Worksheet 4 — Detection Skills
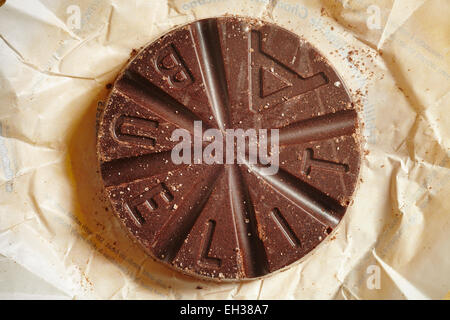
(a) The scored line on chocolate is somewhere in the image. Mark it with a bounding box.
[191,20,231,131]
[101,149,186,187]
[248,164,344,227]
[277,109,357,146]
[228,165,269,277]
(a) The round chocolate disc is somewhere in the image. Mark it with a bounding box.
[97,17,361,280]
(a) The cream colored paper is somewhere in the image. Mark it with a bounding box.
[0,0,449,299]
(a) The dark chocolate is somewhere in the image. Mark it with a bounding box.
[97,17,361,280]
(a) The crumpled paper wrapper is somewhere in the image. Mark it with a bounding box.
[0,0,449,299]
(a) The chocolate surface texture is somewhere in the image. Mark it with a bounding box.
[97,17,362,280]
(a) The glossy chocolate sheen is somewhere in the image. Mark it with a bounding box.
[97,17,361,280]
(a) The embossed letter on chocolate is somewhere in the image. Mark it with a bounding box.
[97,17,362,280]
